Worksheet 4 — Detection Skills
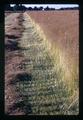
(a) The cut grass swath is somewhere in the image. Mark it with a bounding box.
[16,13,79,115]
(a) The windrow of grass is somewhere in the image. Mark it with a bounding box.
[16,12,79,115]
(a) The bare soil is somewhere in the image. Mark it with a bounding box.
[5,13,25,115]
[5,11,12,17]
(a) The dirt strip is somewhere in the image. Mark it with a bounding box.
[5,11,12,17]
[5,13,26,115]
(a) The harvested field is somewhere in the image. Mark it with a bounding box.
[28,10,79,64]
[5,11,13,17]
[5,10,79,115]
[28,11,79,105]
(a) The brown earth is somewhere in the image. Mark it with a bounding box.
[5,11,13,17]
[27,10,79,65]
[5,13,26,115]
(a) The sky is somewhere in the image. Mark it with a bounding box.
[10,4,79,9]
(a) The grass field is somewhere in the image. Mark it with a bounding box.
[27,11,79,110]
[5,10,79,115]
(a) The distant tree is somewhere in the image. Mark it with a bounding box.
[19,4,22,7]
[13,4,27,11]
[5,4,13,10]
[13,4,19,11]
[59,7,78,10]
[50,8,55,10]
[38,7,43,10]
[27,7,33,10]
[33,6,39,10]
[60,8,63,10]
[44,6,50,10]
[69,7,78,10]
[19,4,27,11]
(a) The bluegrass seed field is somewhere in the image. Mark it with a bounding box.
[5,11,79,115]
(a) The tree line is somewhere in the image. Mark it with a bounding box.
[5,4,78,11]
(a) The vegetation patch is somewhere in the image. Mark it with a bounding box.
[17,13,79,115]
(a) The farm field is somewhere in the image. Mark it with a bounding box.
[5,10,79,115]
[28,10,79,67]
[5,11,13,17]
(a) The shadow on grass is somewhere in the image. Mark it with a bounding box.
[5,34,19,39]
[9,72,32,85]
[7,72,33,114]
[16,72,32,81]
[8,100,32,114]
[5,39,21,51]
